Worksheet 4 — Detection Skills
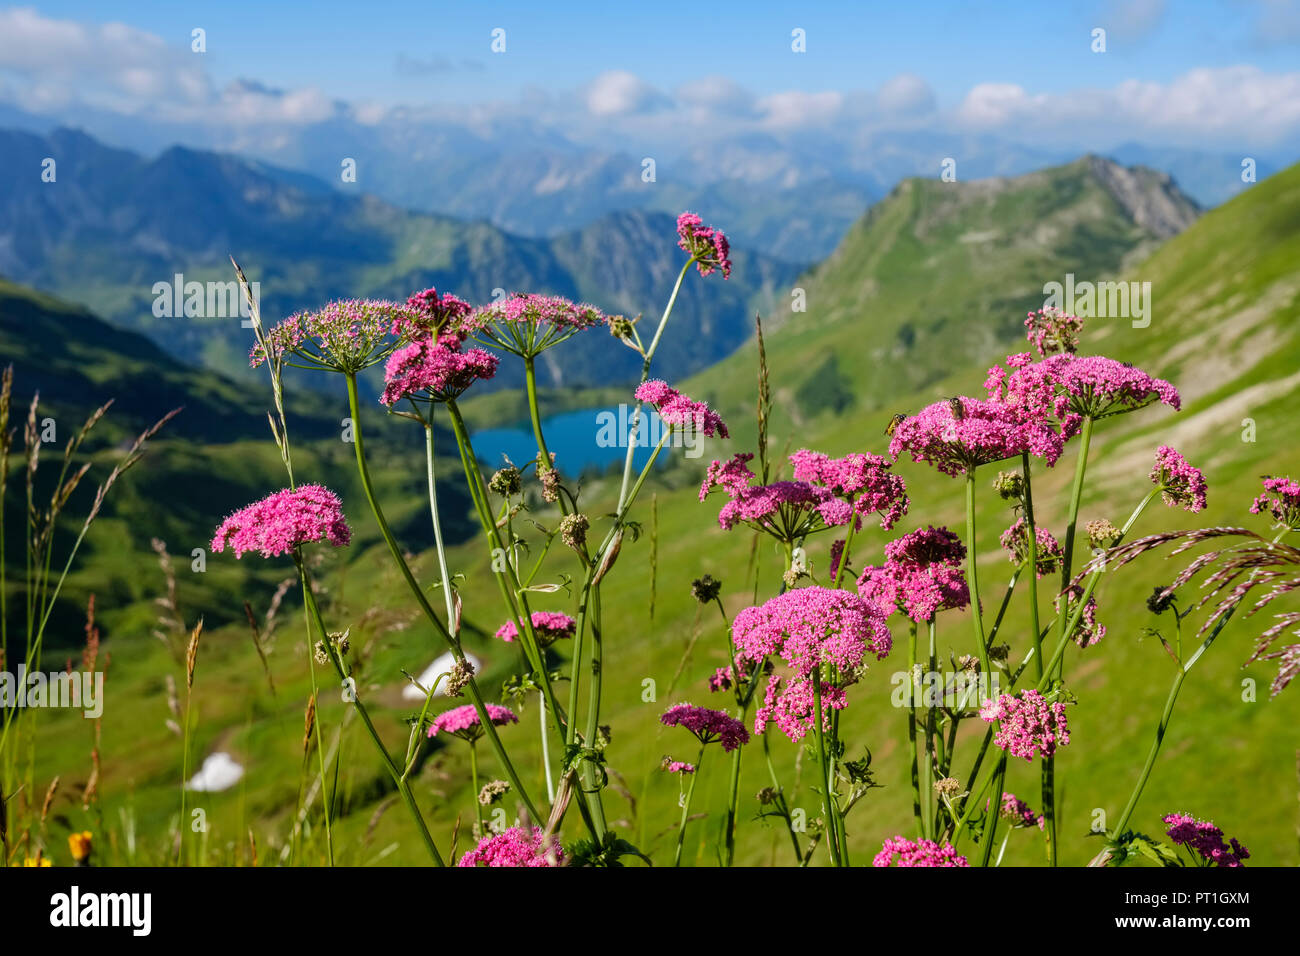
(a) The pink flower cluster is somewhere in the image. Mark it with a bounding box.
[1000,792,1045,829]
[250,299,411,372]
[494,611,578,646]
[707,663,752,694]
[634,380,728,438]
[401,286,473,335]
[979,690,1070,761]
[1024,307,1083,357]
[659,703,750,752]
[873,836,969,867]
[1162,813,1250,867]
[663,760,696,774]
[889,396,1065,477]
[999,518,1063,578]
[380,331,498,405]
[457,826,565,867]
[1250,475,1300,528]
[789,449,910,529]
[733,587,891,740]
[1056,584,1106,647]
[856,526,970,623]
[1149,446,1207,513]
[428,703,519,740]
[465,293,605,356]
[985,352,1180,436]
[212,485,351,559]
[676,211,731,279]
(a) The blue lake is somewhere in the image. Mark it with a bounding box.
[471,407,675,476]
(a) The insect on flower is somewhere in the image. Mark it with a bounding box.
[946,397,965,420]
[884,413,907,437]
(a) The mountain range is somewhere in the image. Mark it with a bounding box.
[0,126,799,393]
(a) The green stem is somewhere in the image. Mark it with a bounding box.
[469,739,485,836]
[344,375,540,826]
[297,556,444,866]
[907,620,923,838]
[811,671,841,866]
[1020,452,1052,866]
[673,743,707,867]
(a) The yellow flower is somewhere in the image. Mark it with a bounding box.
[67,831,93,862]
[21,856,52,867]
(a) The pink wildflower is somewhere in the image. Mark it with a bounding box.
[663,760,696,774]
[250,299,412,373]
[380,332,498,405]
[1055,584,1106,647]
[999,792,1045,829]
[428,703,519,741]
[986,352,1180,437]
[789,449,909,529]
[999,518,1063,577]
[856,526,970,623]
[465,293,605,357]
[873,836,968,867]
[889,396,1064,476]
[700,453,755,501]
[494,611,578,647]
[1149,446,1207,513]
[1024,308,1083,357]
[634,380,728,438]
[979,689,1070,761]
[400,286,474,336]
[659,703,750,752]
[676,211,731,279]
[1251,475,1300,528]
[212,485,350,559]
[733,587,891,740]
[457,826,565,867]
[1162,813,1250,867]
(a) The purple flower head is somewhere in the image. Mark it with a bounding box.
[873,836,969,867]
[494,611,578,648]
[634,380,728,438]
[986,352,1180,437]
[733,587,891,740]
[856,526,970,623]
[428,703,519,742]
[889,396,1065,477]
[400,287,474,337]
[1150,446,1208,514]
[465,293,605,358]
[212,485,351,559]
[251,299,413,374]
[999,518,1063,578]
[457,826,565,867]
[700,453,755,502]
[676,211,732,279]
[659,703,750,751]
[1162,813,1249,867]
[979,689,1070,761]
[1251,475,1300,528]
[1024,307,1083,358]
[380,332,498,405]
[999,792,1045,829]
[789,449,910,530]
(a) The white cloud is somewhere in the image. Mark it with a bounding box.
[756,90,844,129]
[584,70,666,116]
[957,66,1300,145]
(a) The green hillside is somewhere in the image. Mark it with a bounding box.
[7,158,1298,869]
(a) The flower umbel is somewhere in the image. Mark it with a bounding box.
[212,485,351,559]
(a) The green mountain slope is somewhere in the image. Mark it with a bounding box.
[11,159,1300,870]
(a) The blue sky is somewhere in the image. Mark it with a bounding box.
[3,2,1299,156]
[20,0,1300,106]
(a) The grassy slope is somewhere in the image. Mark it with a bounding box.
[15,162,1300,867]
